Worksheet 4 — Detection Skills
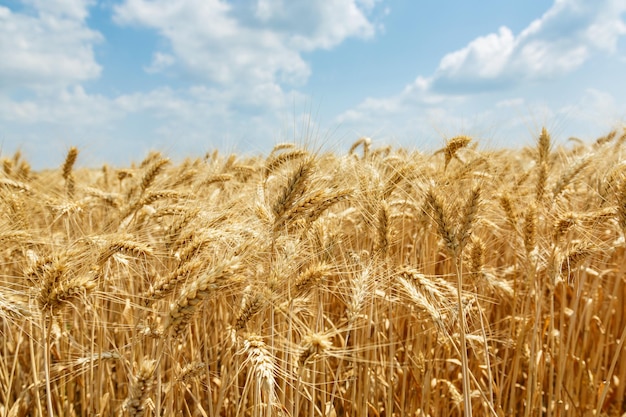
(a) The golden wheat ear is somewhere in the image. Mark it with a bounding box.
[349,136,371,159]
[61,146,78,198]
[162,257,240,337]
[271,159,313,231]
[425,188,456,254]
[123,358,157,417]
[537,127,551,164]
[264,149,308,178]
[457,186,481,251]
[441,135,471,170]
[61,146,78,181]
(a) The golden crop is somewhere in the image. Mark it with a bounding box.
[1,129,625,416]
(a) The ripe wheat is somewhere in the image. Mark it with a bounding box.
[0,128,625,416]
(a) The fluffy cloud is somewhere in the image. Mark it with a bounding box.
[0,86,117,125]
[21,0,95,20]
[252,0,377,50]
[430,0,626,92]
[0,0,102,91]
[113,0,382,86]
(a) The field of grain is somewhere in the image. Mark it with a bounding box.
[1,128,625,417]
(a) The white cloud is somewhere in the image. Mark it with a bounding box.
[335,76,455,126]
[436,27,515,82]
[584,8,626,53]
[431,0,626,92]
[113,0,382,86]
[253,0,377,50]
[21,0,95,20]
[564,88,622,127]
[0,1,102,91]
[144,52,176,73]
[114,0,310,86]
[0,86,119,125]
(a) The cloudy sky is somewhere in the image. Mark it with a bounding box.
[1,0,625,168]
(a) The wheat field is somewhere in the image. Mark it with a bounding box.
[1,128,625,417]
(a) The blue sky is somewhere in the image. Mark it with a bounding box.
[1,0,625,168]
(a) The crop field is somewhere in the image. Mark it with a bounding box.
[1,128,625,416]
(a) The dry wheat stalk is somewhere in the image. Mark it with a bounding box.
[382,165,410,199]
[270,142,296,154]
[451,156,488,181]
[61,147,78,179]
[0,230,30,243]
[167,208,200,246]
[2,158,12,176]
[175,235,211,264]
[595,130,617,147]
[275,189,327,231]
[303,189,351,225]
[346,263,371,325]
[83,187,121,208]
[397,276,445,326]
[372,144,392,159]
[0,291,31,318]
[139,151,163,169]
